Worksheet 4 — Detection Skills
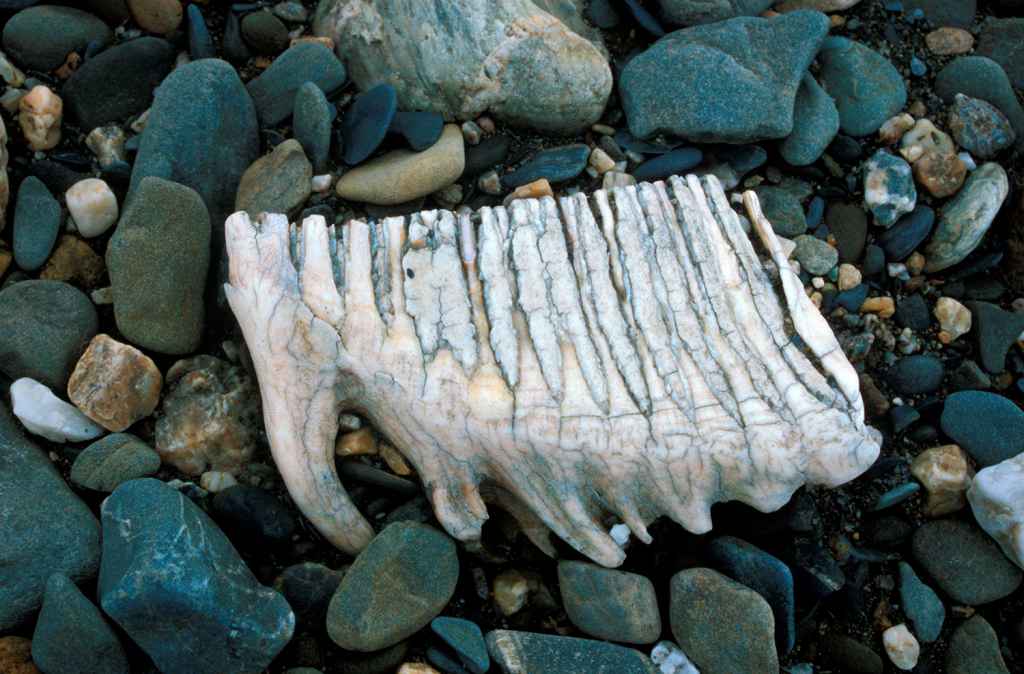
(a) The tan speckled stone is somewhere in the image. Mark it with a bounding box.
[68,334,162,431]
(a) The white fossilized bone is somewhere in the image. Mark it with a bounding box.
[224,174,881,567]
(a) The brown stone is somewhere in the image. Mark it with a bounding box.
[509,178,554,202]
[380,443,413,476]
[335,427,378,456]
[235,139,312,217]
[861,296,895,319]
[860,373,890,418]
[19,85,61,152]
[911,445,973,517]
[913,151,967,198]
[0,637,40,674]
[925,28,974,56]
[0,247,11,278]
[68,334,162,431]
[127,0,183,34]
[39,235,104,287]
[155,355,261,475]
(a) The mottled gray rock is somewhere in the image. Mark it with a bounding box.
[313,0,611,134]
[31,573,129,674]
[70,433,161,492]
[486,630,658,673]
[670,567,778,674]
[864,150,916,228]
[0,280,97,390]
[557,561,661,644]
[107,176,211,354]
[947,615,1011,674]
[293,82,333,172]
[899,562,944,643]
[902,0,976,29]
[235,139,312,218]
[12,175,61,271]
[620,11,830,142]
[935,56,1024,151]
[818,37,907,137]
[246,42,347,127]
[0,400,100,630]
[130,58,258,240]
[923,163,1008,272]
[655,0,774,26]
[948,94,1016,160]
[99,478,295,674]
[911,519,1022,605]
[794,235,839,276]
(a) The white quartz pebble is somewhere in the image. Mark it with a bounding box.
[968,452,1024,569]
[66,178,118,238]
[609,523,631,547]
[650,641,700,674]
[10,377,104,443]
[200,470,239,493]
[883,624,920,671]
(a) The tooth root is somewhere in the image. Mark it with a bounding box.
[224,211,259,290]
[435,211,478,372]
[557,494,626,568]
[742,190,864,418]
[301,215,345,330]
[478,206,519,389]
[370,218,394,322]
[343,219,385,350]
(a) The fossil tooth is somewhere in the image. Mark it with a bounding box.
[224,174,881,566]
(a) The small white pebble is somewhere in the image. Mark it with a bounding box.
[90,287,114,305]
[883,624,920,671]
[461,120,482,145]
[200,470,238,493]
[934,296,972,341]
[478,169,503,195]
[958,151,976,171]
[650,641,700,674]
[311,173,333,192]
[837,263,862,291]
[887,262,910,280]
[10,377,104,443]
[609,523,631,546]
[66,178,118,238]
[811,276,825,289]
[337,413,362,432]
[589,147,616,174]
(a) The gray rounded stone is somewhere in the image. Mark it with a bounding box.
[656,0,774,26]
[12,176,61,272]
[70,433,162,492]
[246,42,347,127]
[326,521,458,652]
[669,567,778,674]
[0,280,98,390]
[293,81,333,173]
[107,176,211,355]
[31,573,129,674]
[241,10,290,55]
[793,235,839,276]
[935,56,1024,151]
[947,615,1011,674]
[923,162,1008,273]
[977,18,1024,89]
[2,5,112,71]
[235,139,313,218]
[948,94,1016,160]
[818,37,907,137]
[755,186,807,238]
[911,519,1022,605]
[557,561,662,645]
[780,73,839,166]
[898,562,944,643]
[486,630,657,674]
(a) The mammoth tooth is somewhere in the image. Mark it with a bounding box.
[224,174,882,567]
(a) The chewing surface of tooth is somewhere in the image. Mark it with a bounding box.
[224,174,882,567]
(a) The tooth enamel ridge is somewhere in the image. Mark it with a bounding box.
[224,174,881,567]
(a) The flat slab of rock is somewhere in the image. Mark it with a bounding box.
[620,10,829,143]
[235,139,312,217]
[968,452,1024,569]
[911,519,1022,605]
[941,391,1024,466]
[98,478,294,674]
[486,630,657,674]
[70,433,161,492]
[246,42,346,127]
[107,176,211,355]
[314,0,610,134]
[0,400,100,630]
[326,521,458,652]
[2,5,112,71]
[335,124,464,205]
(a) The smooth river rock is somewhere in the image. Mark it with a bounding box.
[969,452,1024,570]
[818,37,907,137]
[923,163,1008,273]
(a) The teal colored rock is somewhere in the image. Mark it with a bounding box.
[432,617,490,674]
[887,355,944,396]
[948,94,1016,159]
[656,0,774,26]
[754,186,806,237]
[863,150,916,228]
[31,573,129,674]
[898,562,944,643]
[911,519,1022,605]
[326,522,458,652]
[557,561,661,645]
[12,176,61,271]
[923,163,1008,273]
[947,615,1011,674]
[486,630,657,674]
[107,177,211,354]
[935,56,1024,150]
[967,301,1024,374]
[780,73,839,166]
[247,42,347,126]
[619,10,830,143]
[70,433,161,492]
[275,562,344,627]
[0,401,101,630]
[2,5,111,71]
[793,235,838,276]
[818,37,907,137]
[941,390,1024,466]
[293,81,333,172]
[99,479,295,674]
[502,144,591,188]
[0,280,97,390]
[669,567,778,674]
[130,58,259,237]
